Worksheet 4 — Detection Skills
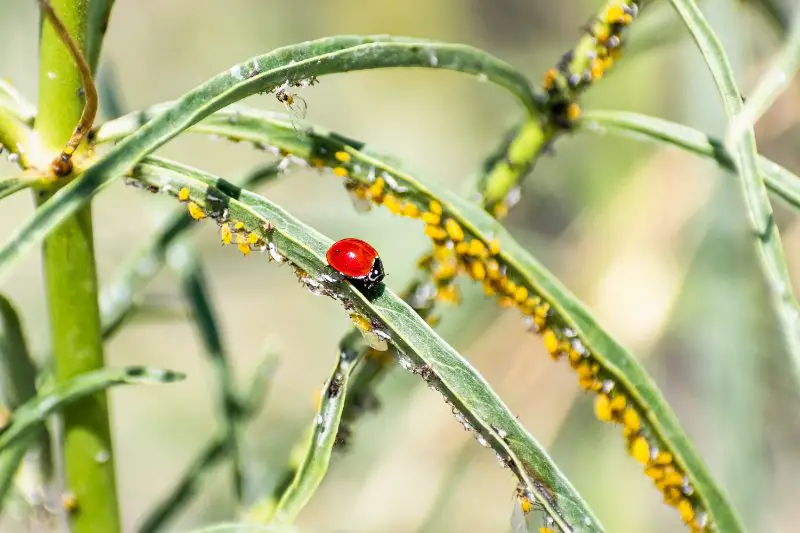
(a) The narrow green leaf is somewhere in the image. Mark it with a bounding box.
[671,0,800,420]
[727,6,800,145]
[268,349,358,525]
[0,35,536,284]
[581,110,800,210]
[0,366,184,452]
[132,158,603,532]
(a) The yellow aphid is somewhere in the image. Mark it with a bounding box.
[432,245,452,261]
[677,499,695,524]
[467,239,487,257]
[421,211,441,226]
[514,286,529,303]
[237,242,251,256]
[655,451,673,466]
[486,259,501,280]
[542,329,559,355]
[540,529,556,533]
[542,68,558,90]
[645,465,665,481]
[590,58,604,80]
[662,470,684,488]
[350,313,371,332]
[247,232,260,244]
[444,218,464,241]
[433,262,457,280]
[383,194,402,214]
[469,261,486,281]
[498,296,515,308]
[567,102,582,122]
[610,394,627,414]
[630,436,650,465]
[489,239,501,255]
[436,285,461,305]
[664,487,682,506]
[594,394,613,422]
[62,492,79,513]
[234,221,245,231]
[455,241,469,255]
[187,202,206,220]
[428,200,443,215]
[401,202,420,218]
[366,178,385,200]
[504,280,518,296]
[220,224,232,245]
[334,151,351,163]
[332,166,349,178]
[594,25,610,43]
[424,225,448,241]
[482,282,496,297]
[606,5,624,22]
[534,302,550,318]
[178,187,190,201]
[493,203,508,218]
[623,407,641,433]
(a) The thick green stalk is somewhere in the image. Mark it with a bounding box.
[34,1,120,531]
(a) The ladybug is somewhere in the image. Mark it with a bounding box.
[326,238,385,292]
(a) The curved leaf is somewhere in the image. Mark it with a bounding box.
[0,35,537,283]
[581,110,800,210]
[671,0,800,422]
[133,157,603,532]
[0,366,184,452]
[269,349,358,524]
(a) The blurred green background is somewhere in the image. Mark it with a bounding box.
[2,0,800,531]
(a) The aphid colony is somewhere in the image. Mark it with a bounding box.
[299,138,710,532]
[177,186,282,263]
[174,103,707,530]
[541,1,639,130]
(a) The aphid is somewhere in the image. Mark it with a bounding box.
[510,486,537,533]
[274,82,307,133]
[62,492,79,514]
[326,238,385,292]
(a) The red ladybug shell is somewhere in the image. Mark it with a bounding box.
[326,238,379,278]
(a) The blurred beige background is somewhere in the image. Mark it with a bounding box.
[2,0,800,532]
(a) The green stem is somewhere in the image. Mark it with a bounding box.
[34,1,120,531]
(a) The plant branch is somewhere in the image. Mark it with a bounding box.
[34,1,118,532]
